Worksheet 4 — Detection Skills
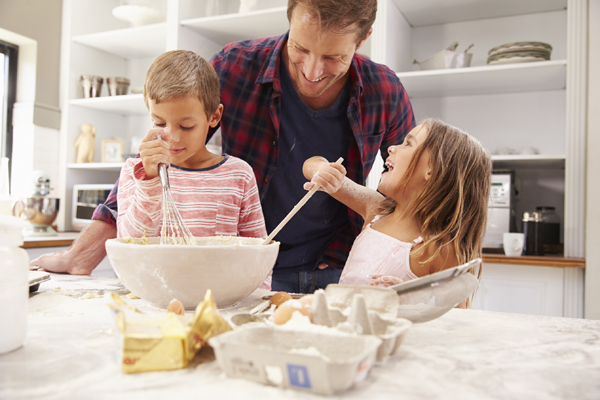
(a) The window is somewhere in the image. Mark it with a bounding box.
[0,40,18,171]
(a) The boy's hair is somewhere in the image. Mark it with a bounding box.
[144,50,220,119]
[379,118,492,274]
[287,0,377,44]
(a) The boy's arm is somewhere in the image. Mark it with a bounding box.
[303,156,384,221]
[237,168,268,238]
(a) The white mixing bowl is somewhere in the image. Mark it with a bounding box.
[105,236,279,309]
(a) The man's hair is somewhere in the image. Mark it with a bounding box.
[378,118,492,271]
[144,50,220,119]
[287,0,377,44]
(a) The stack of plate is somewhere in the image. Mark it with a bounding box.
[487,41,552,65]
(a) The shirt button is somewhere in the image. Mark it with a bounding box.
[272,141,276,146]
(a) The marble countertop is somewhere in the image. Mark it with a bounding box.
[1,270,599,400]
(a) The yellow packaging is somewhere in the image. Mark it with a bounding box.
[109,290,232,373]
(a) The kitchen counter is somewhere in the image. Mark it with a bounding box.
[21,233,587,269]
[21,232,79,249]
[1,271,599,400]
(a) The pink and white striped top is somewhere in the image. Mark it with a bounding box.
[116,155,267,240]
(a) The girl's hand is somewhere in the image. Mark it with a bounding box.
[369,275,403,287]
[138,127,172,179]
[302,156,346,194]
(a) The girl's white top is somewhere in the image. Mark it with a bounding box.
[339,215,420,285]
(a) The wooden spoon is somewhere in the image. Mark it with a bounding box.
[262,157,344,245]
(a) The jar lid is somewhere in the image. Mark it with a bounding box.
[0,215,26,246]
[522,211,543,222]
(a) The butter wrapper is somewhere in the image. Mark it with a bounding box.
[108,290,232,373]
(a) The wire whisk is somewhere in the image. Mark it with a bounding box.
[159,163,196,245]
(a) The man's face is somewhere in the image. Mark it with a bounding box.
[285,6,369,105]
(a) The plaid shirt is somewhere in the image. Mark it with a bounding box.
[93,32,415,270]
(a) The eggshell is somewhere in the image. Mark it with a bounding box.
[270,291,293,307]
[167,298,185,315]
[273,299,311,325]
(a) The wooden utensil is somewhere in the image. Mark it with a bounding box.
[262,157,343,245]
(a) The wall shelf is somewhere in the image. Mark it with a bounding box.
[181,7,288,45]
[72,23,167,59]
[67,162,124,171]
[69,94,147,115]
[491,154,565,169]
[398,60,566,98]
[391,0,567,27]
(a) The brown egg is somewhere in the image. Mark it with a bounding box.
[167,298,185,315]
[270,291,293,307]
[298,294,314,307]
[273,299,312,325]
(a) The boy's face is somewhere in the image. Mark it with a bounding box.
[149,96,222,169]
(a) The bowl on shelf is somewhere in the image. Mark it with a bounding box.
[105,236,279,309]
[112,4,165,27]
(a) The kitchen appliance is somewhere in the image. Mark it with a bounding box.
[522,211,544,256]
[72,184,114,231]
[12,171,60,236]
[483,171,516,251]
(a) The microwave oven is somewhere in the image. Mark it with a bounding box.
[72,184,115,231]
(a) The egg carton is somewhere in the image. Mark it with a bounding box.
[313,287,411,361]
[209,324,381,395]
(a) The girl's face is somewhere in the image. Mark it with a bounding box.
[149,96,222,169]
[378,124,431,199]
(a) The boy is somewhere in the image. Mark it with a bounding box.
[117,50,267,241]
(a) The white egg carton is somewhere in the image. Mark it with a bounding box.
[315,286,411,361]
[209,324,381,396]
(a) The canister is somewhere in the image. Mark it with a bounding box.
[536,206,561,254]
[522,211,544,256]
[0,215,29,354]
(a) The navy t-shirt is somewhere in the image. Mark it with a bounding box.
[261,58,351,273]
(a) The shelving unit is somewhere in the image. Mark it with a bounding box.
[181,6,288,45]
[397,60,566,98]
[71,23,167,58]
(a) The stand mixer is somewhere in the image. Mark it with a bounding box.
[13,171,60,236]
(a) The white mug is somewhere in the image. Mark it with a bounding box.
[503,233,524,256]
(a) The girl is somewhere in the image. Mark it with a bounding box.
[303,118,492,292]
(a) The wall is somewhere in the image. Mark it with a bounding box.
[0,0,62,129]
[585,0,600,320]
[0,0,62,199]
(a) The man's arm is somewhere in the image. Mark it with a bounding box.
[30,220,117,275]
[31,178,121,275]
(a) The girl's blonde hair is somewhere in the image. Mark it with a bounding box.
[379,118,492,278]
[143,50,220,119]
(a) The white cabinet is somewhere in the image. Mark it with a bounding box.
[471,263,565,317]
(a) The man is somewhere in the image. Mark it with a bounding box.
[33,0,415,293]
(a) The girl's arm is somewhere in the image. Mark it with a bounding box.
[302,156,384,222]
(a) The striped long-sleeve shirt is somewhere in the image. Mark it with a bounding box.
[116,155,267,239]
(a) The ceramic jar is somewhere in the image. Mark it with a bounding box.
[0,215,29,354]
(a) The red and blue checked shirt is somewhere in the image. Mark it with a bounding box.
[93,32,415,270]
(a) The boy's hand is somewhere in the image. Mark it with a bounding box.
[369,275,403,287]
[302,156,346,194]
[139,127,171,179]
